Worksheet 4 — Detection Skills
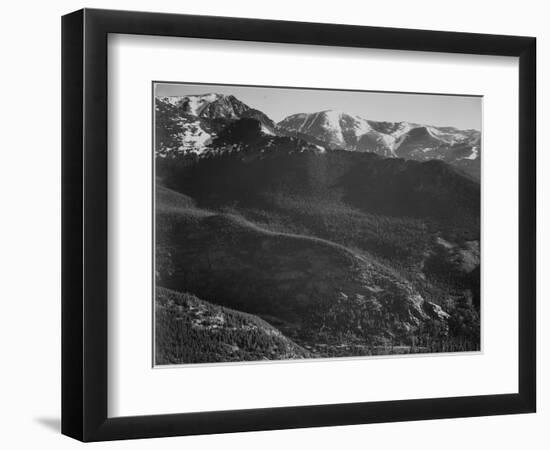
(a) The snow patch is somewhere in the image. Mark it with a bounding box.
[160,96,181,106]
[177,120,212,154]
[349,114,372,136]
[261,124,275,135]
[465,146,479,160]
[456,146,479,161]
[314,144,326,153]
[320,110,345,144]
[390,122,414,139]
[379,134,398,154]
[323,110,343,127]
[160,93,222,116]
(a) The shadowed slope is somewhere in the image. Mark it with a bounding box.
[156,188,456,352]
[156,287,310,364]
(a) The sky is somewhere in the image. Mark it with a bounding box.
[155,82,482,131]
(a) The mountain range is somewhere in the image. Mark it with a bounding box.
[155,93,481,179]
[154,90,481,364]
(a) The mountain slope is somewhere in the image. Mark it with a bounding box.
[277,111,481,178]
[155,94,277,155]
[156,287,311,364]
[158,147,480,305]
[160,148,479,238]
[161,93,275,125]
[156,193,455,354]
[278,110,396,156]
[156,151,480,354]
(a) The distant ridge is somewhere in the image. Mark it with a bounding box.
[155,93,481,178]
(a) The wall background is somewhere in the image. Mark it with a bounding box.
[0,0,545,448]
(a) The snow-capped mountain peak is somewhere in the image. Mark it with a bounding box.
[160,93,252,119]
[155,94,278,156]
[278,110,399,155]
[155,92,481,179]
[277,109,480,176]
[277,110,374,150]
[182,93,222,116]
[160,93,223,115]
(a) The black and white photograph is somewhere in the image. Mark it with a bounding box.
[0,1,543,447]
[153,83,482,365]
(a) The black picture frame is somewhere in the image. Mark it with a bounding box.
[61,8,536,442]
